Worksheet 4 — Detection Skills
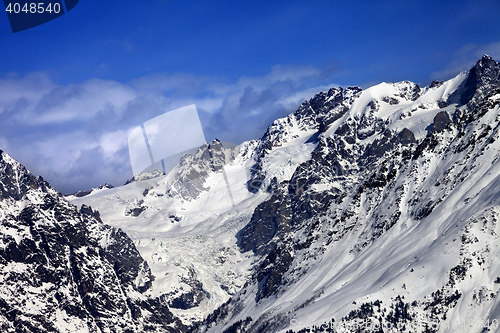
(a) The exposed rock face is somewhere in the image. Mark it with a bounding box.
[0,152,185,332]
[126,206,146,217]
[247,87,362,191]
[398,127,416,144]
[458,54,500,106]
[167,139,235,201]
[432,111,451,132]
[238,186,292,255]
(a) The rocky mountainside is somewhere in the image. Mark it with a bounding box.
[193,55,500,333]
[70,138,257,325]
[69,55,500,333]
[0,151,186,332]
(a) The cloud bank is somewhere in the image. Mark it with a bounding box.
[0,65,337,194]
[432,41,500,80]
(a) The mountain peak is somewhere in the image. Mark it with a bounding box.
[0,150,55,200]
[455,54,500,105]
[475,54,497,69]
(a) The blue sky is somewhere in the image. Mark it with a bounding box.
[1,0,500,194]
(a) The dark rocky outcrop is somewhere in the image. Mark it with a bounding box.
[432,111,451,132]
[398,127,416,145]
[238,189,292,255]
[451,54,500,106]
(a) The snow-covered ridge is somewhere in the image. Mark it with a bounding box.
[65,182,114,199]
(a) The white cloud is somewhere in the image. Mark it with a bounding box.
[100,129,131,159]
[431,41,500,80]
[0,72,55,116]
[32,131,98,174]
[0,137,9,152]
[281,84,338,108]
[27,79,136,125]
[236,64,323,89]
[0,64,337,194]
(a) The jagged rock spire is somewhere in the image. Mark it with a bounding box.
[459,54,500,105]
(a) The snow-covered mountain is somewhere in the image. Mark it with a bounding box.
[2,55,499,333]
[202,55,499,333]
[72,55,500,333]
[70,139,263,324]
[0,151,186,332]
